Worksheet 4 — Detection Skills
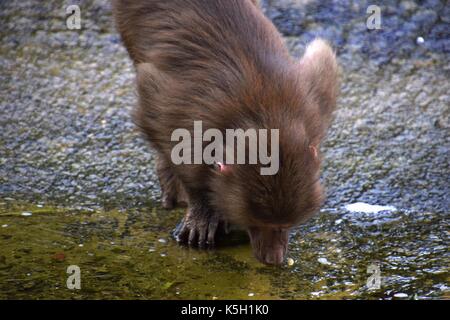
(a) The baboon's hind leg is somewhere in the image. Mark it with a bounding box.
[156,154,187,209]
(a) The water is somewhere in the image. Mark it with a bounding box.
[0,200,447,299]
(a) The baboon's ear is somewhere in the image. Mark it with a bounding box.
[299,39,339,125]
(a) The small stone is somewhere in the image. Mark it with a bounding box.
[51,252,66,262]
[318,258,331,265]
[287,258,295,266]
[394,293,408,298]
[344,203,396,214]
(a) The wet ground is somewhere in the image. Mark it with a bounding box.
[0,0,449,299]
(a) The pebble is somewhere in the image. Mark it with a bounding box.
[344,203,396,214]
[394,293,409,298]
[287,258,295,266]
[318,258,331,265]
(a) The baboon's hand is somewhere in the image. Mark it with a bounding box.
[174,205,220,248]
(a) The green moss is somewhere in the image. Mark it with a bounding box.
[0,201,447,299]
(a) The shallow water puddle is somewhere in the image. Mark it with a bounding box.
[0,201,448,299]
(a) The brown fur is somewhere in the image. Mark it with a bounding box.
[113,0,339,265]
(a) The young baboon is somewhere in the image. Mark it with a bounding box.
[113,0,339,265]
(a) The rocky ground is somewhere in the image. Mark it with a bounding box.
[1,0,449,213]
[0,0,449,301]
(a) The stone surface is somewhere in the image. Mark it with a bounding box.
[0,0,449,214]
